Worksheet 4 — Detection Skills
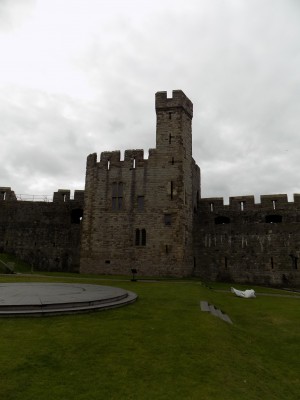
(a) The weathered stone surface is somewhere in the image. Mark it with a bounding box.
[80,90,200,277]
[0,189,84,272]
[194,194,300,286]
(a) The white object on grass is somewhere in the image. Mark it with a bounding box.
[231,287,256,298]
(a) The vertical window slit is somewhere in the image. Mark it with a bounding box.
[135,229,140,246]
[141,229,146,246]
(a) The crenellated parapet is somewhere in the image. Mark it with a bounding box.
[199,194,300,213]
[0,187,17,201]
[86,149,150,171]
[53,189,84,203]
[155,90,193,118]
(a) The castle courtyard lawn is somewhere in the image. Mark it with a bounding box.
[0,274,299,400]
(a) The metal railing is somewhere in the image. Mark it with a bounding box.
[16,194,52,202]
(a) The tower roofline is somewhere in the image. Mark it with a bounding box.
[155,90,193,118]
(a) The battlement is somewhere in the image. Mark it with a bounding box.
[87,149,151,171]
[53,189,84,203]
[0,187,17,201]
[199,193,300,212]
[155,90,193,118]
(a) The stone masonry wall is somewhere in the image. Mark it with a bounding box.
[194,194,300,286]
[80,90,201,277]
[0,187,84,272]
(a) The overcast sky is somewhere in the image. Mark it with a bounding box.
[1,0,300,202]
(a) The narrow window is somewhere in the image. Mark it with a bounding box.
[272,200,276,210]
[271,257,274,269]
[290,254,298,270]
[240,201,244,211]
[141,229,146,246]
[210,203,214,212]
[137,196,144,211]
[165,245,169,254]
[135,228,147,246]
[107,160,110,170]
[164,214,172,226]
[169,112,172,120]
[135,229,140,246]
[169,133,172,144]
[225,257,228,270]
[171,157,174,165]
[63,194,67,202]
[132,158,136,169]
[170,181,174,200]
[3,192,6,201]
[112,182,123,210]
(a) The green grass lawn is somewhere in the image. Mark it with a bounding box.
[0,271,299,399]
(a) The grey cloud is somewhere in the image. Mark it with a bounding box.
[1,0,300,200]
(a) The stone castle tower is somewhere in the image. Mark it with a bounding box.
[80,90,200,276]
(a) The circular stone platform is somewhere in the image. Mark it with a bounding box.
[0,283,137,317]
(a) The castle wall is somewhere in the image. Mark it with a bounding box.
[80,90,200,277]
[194,194,300,286]
[0,188,84,272]
[2,90,299,287]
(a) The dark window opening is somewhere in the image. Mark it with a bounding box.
[289,254,298,270]
[215,216,231,225]
[105,260,110,264]
[112,182,123,210]
[164,214,172,226]
[171,157,174,165]
[165,245,169,254]
[141,229,146,246]
[265,215,282,223]
[135,229,140,246]
[225,257,228,269]
[135,228,146,246]
[137,196,144,211]
[271,257,274,269]
[71,208,83,224]
[169,112,172,120]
